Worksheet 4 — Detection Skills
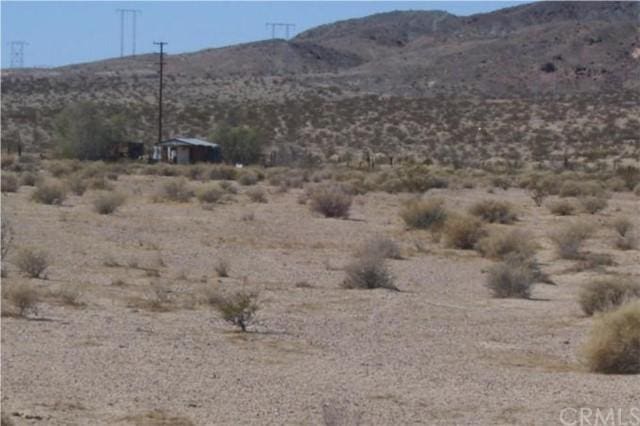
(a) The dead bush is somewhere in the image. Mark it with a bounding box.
[443,215,486,250]
[4,284,39,317]
[579,196,608,214]
[547,199,575,216]
[309,185,353,218]
[93,191,126,214]
[15,247,49,278]
[469,199,517,224]
[215,259,230,277]
[400,198,448,230]
[196,184,224,204]
[153,178,193,202]
[358,236,402,260]
[476,229,537,260]
[32,181,67,205]
[485,259,535,298]
[582,300,640,374]
[1,173,18,193]
[67,174,88,195]
[579,278,640,316]
[611,217,638,250]
[550,222,593,259]
[342,255,398,290]
[246,187,267,203]
[19,171,40,187]
[208,290,259,332]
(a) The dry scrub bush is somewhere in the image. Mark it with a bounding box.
[342,255,398,290]
[469,200,517,224]
[611,217,638,250]
[612,217,634,237]
[550,222,593,259]
[476,229,536,260]
[93,191,126,214]
[579,278,640,316]
[67,174,88,195]
[196,184,224,204]
[238,172,259,186]
[547,199,575,216]
[208,165,238,181]
[559,180,603,198]
[153,178,193,202]
[616,165,640,191]
[208,291,259,332]
[20,172,40,187]
[1,173,18,193]
[634,183,640,196]
[247,187,267,203]
[57,284,85,307]
[3,284,39,317]
[443,215,486,250]
[582,300,640,374]
[485,258,535,298]
[309,185,353,218]
[32,181,67,205]
[358,237,402,260]
[579,196,608,214]
[15,247,49,278]
[400,198,448,230]
[215,259,230,277]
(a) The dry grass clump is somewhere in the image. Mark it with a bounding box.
[443,215,486,250]
[357,236,402,260]
[207,290,259,332]
[19,171,40,187]
[87,177,114,191]
[579,277,640,316]
[153,178,193,202]
[342,255,398,290]
[547,199,575,216]
[93,191,126,214]
[3,283,39,317]
[485,258,535,298]
[559,180,603,198]
[1,173,18,193]
[238,172,260,186]
[246,187,267,203]
[56,284,85,307]
[400,198,448,230]
[32,181,67,205]
[196,184,224,204]
[550,222,593,259]
[476,229,537,260]
[208,165,238,181]
[611,217,638,250]
[14,247,49,278]
[616,165,640,191]
[579,196,608,214]
[582,300,640,374]
[66,174,88,195]
[469,199,517,224]
[309,185,353,218]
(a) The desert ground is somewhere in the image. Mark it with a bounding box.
[1,159,639,425]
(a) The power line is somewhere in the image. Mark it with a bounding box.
[265,22,296,39]
[116,9,142,57]
[9,41,28,68]
[153,41,168,145]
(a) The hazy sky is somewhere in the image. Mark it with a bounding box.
[1,1,528,68]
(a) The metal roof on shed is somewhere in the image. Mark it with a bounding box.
[157,138,218,147]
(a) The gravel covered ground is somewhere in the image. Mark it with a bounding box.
[2,173,639,425]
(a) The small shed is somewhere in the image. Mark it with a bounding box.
[153,138,221,164]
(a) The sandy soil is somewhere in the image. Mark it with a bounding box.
[1,173,639,425]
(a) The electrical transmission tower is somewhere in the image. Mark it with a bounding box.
[153,41,168,145]
[265,22,296,39]
[116,9,142,57]
[9,41,28,68]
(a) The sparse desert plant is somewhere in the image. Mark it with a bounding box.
[579,196,608,214]
[1,217,13,271]
[87,177,114,191]
[547,199,575,216]
[309,185,353,218]
[579,278,640,316]
[400,198,448,230]
[238,172,259,186]
[485,258,535,298]
[218,180,238,194]
[612,217,634,237]
[582,300,640,374]
[14,247,49,278]
[611,217,638,250]
[215,259,230,277]
[550,222,593,259]
[559,180,603,198]
[208,165,238,181]
[528,186,548,207]
[67,174,88,195]
[246,187,267,203]
[443,215,486,250]
[469,199,517,224]
[32,181,67,205]
[196,184,224,204]
[146,281,172,311]
[153,178,193,202]
[358,236,402,259]
[342,255,398,290]
[1,173,18,193]
[208,290,259,332]
[19,171,40,187]
[57,284,84,307]
[616,165,640,191]
[476,229,537,260]
[93,191,126,214]
[4,283,39,317]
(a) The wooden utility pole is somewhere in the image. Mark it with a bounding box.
[153,41,167,144]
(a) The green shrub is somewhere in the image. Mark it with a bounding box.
[469,200,517,224]
[342,255,397,290]
[15,247,49,278]
[579,278,640,316]
[208,291,259,332]
[476,229,537,260]
[211,125,264,165]
[443,215,486,250]
[309,185,353,218]
[32,181,67,205]
[583,300,640,374]
[400,198,448,230]
[93,191,126,214]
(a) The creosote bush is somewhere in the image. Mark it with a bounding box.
[443,215,486,250]
[485,258,535,298]
[611,217,638,250]
[20,172,40,187]
[93,191,126,214]
[579,278,640,316]
[547,199,575,216]
[32,181,67,205]
[208,291,259,332]
[400,198,448,231]
[582,300,640,374]
[3,284,39,317]
[15,247,49,278]
[309,185,353,218]
[550,222,593,259]
[246,187,267,203]
[476,229,537,260]
[579,196,608,215]
[196,184,224,204]
[67,174,88,195]
[469,199,517,224]
[342,255,398,290]
[153,178,193,202]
